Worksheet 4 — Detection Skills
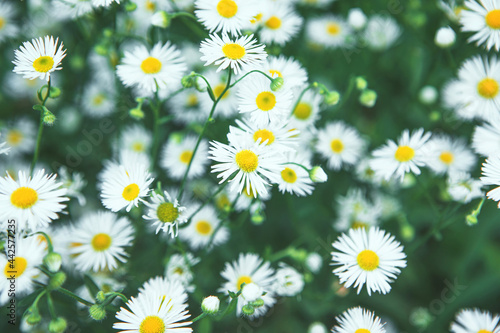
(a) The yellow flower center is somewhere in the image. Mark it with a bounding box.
[0,18,5,29]
[213,84,230,100]
[351,221,368,229]
[216,194,231,210]
[269,69,283,78]
[330,139,344,153]
[195,220,212,235]
[217,0,238,18]
[122,183,140,201]
[477,78,499,99]
[173,267,184,275]
[141,57,162,74]
[132,142,145,152]
[6,130,23,146]
[222,43,246,60]
[186,93,198,107]
[253,129,275,145]
[265,16,282,30]
[33,56,54,73]
[139,315,165,333]
[394,145,415,162]
[486,9,500,29]
[145,0,156,12]
[179,150,193,164]
[355,330,371,333]
[281,168,297,183]
[157,202,179,223]
[92,93,106,106]
[250,13,263,24]
[326,22,341,36]
[356,249,379,271]
[91,233,112,251]
[11,187,38,209]
[256,91,276,111]
[237,275,252,290]
[439,151,454,165]
[478,330,493,333]
[294,102,312,120]
[4,257,28,278]
[235,150,258,173]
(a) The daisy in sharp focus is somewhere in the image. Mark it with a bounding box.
[0,2,19,43]
[450,308,500,333]
[143,190,187,237]
[480,153,500,207]
[116,41,187,94]
[68,211,134,272]
[160,135,209,181]
[195,0,259,36]
[370,128,431,182]
[200,33,267,74]
[13,35,66,81]
[0,170,68,232]
[331,227,407,295]
[424,135,476,176]
[332,307,386,333]
[179,205,229,250]
[461,0,500,51]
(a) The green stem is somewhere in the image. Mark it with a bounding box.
[229,70,273,88]
[150,95,162,170]
[56,286,94,307]
[289,84,313,117]
[31,231,54,253]
[46,293,57,319]
[334,75,355,110]
[192,312,208,323]
[30,78,51,176]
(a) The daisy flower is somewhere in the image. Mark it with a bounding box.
[143,190,187,237]
[169,88,207,124]
[0,170,68,232]
[179,205,229,250]
[316,121,366,171]
[370,128,431,182]
[195,0,259,36]
[447,172,484,204]
[0,235,46,304]
[139,276,189,314]
[219,253,276,318]
[116,124,152,155]
[272,264,304,297]
[1,118,36,156]
[424,135,476,176]
[250,55,308,91]
[100,160,154,212]
[472,118,500,156]
[439,0,465,22]
[160,135,209,181]
[0,2,19,43]
[450,308,500,333]
[198,69,239,118]
[199,33,267,74]
[258,2,303,46]
[443,56,500,121]
[290,89,322,129]
[59,166,87,205]
[334,189,382,232]
[116,41,187,94]
[363,15,401,51]
[12,35,66,81]
[331,227,407,295]
[165,253,200,293]
[81,80,116,118]
[68,211,134,272]
[113,290,192,333]
[480,153,500,207]
[51,0,94,19]
[306,15,351,49]
[237,75,294,126]
[276,151,314,197]
[461,0,500,51]
[209,139,283,197]
[332,307,386,333]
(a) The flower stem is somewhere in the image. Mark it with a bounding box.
[150,95,162,170]
[229,70,273,88]
[289,84,313,117]
[192,312,208,323]
[30,78,51,176]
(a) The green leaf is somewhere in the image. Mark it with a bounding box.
[49,86,61,99]
[84,274,101,299]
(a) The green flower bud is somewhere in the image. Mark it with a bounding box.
[181,72,197,88]
[43,252,62,273]
[49,272,66,290]
[94,44,108,56]
[89,304,107,321]
[25,305,42,325]
[95,291,106,303]
[251,210,265,225]
[241,304,255,316]
[129,108,144,120]
[359,89,377,107]
[401,224,415,241]
[103,28,113,38]
[309,166,327,183]
[324,91,340,105]
[49,317,67,333]
[201,296,220,315]
[270,77,284,92]
[355,77,368,90]
[125,1,137,11]
[250,298,264,308]
[151,11,170,28]
[466,214,478,226]
[43,110,56,126]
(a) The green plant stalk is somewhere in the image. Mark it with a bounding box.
[229,70,273,88]
[30,78,51,176]
[150,93,162,170]
[192,312,208,323]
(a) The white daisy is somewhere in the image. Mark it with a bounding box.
[160,135,209,181]
[273,263,304,297]
[195,0,259,36]
[143,190,187,237]
[334,189,382,232]
[81,80,116,118]
[370,128,431,182]
[58,166,87,206]
[331,227,407,295]
[3,72,43,99]
[0,170,68,232]
[179,205,229,250]
[447,172,484,203]
[316,121,366,171]
[306,15,351,49]
[332,307,386,333]
[424,135,476,176]
[198,69,239,118]
[258,2,303,46]
[139,276,189,314]
[51,0,94,19]
[277,151,314,197]
[461,0,500,51]
[450,308,500,333]
[363,15,401,51]
[439,0,465,22]
[290,88,322,129]
[249,55,308,91]
[209,139,282,197]
[237,75,294,126]
[219,253,276,318]
[68,211,134,272]
[472,118,500,157]
[200,33,267,75]
[1,118,36,156]
[169,88,207,124]
[0,2,19,43]
[481,153,500,207]
[165,253,200,293]
[116,41,187,94]
[100,160,154,212]
[12,35,66,81]
[116,124,153,155]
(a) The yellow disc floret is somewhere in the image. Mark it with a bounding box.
[222,43,246,60]
[33,56,54,73]
[253,129,275,145]
[6,130,23,146]
[477,77,499,99]
[139,315,165,333]
[294,103,312,120]
[91,233,112,251]
[439,151,454,165]
[11,187,38,209]
[157,202,179,223]
[4,257,28,278]
[179,150,193,164]
[217,0,238,18]
[330,139,344,153]
[195,220,212,235]
[326,23,341,36]
[394,145,415,162]
[141,57,162,74]
[356,249,380,271]
[256,91,276,111]
[355,329,371,333]
[265,16,282,30]
[235,150,259,173]
[281,168,297,183]
[236,275,252,290]
[122,184,140,201]
[486,9,500,29]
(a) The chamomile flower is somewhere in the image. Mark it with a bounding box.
[169,89,207,124]
[139,276,189,314]
[0,170,68,231]
[258,2,303,46]
[331,227,407,295]
[277,152,314,196]
[100,161,154,212]
[165,253,200,293]
[195,0,259,36]
[439,0,465,22]
[334,189,382,232]
[51,0,94,19]
[200,33,267,74]
[113,290,192,333]
[160,135,209,181]
[1,118,36,156]
[480,153,500,207]
[461,0,500,51]
[370,128,431,182]
[68,211,134,272]
[250,55,308,91]
[81,81,116,118]
[443,56,500,121]
[332,307,386,333]
[58,166,87,205]
[273,264,304,296]
[316,121,366,171]
[450,308,500,333]
[117,125,152,155]
[447,172,484,203]
[472,118,500,157]
[0,235,46,304]
[143,190,187,237]
[179,205,229,250]
[424,135,476,176]
[209,139,283,197]
[0,2,19,43]
[12,35,66,81]
[116,41,187,94]
[363,15,401,51]
[219,253,276,318]
[306,15,351,49]
[198,70,239,118]
[237,75,294,126]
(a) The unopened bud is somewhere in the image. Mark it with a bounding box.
[435,26,456,48]
[48,317,67,333]
[466,214,477,226]
[25,305,42,325]
[355,77,368,90]
[43,252,62,273]
[94,44,108,56]
[43,110,56,126]
[89,304,107,321]
[251,209,265,225]
[129,108,144,120]
[151,11,170,28]
[201,296,220,315]
[359,89,377,107]
[96,291,106,303]
[400,224,415,241]
[250,298,264,308]
[125,1,137,11]
[241,304,255,316]
[49,272,66,290]
[324,91,340,105]
[270,77,284,91]
[309,166,327,183]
